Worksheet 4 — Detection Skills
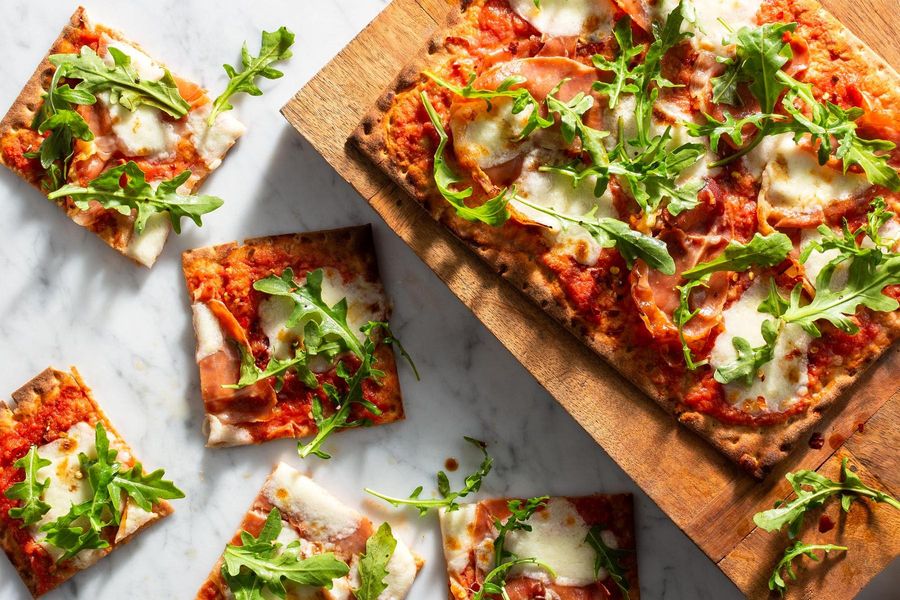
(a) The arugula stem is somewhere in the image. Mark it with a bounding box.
[709,128,767,168]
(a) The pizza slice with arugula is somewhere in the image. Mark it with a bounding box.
[353,0,900,477]
[438,494,638,599]
[0,367,184,597]
[196,462,422,599]
[181,225,413,457]
[0,7,293,267]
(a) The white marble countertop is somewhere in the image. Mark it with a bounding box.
[0,1,895,598]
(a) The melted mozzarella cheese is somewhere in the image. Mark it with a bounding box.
[103,37,165,81]
[125,212,171,267]
[105,99,179,158]
[30,422,104,567]
[378,540,418,600]
[439,504,478,575]
[192,302,225,361]
[511,151,615,265]
[509,0,615,37]
[452,97,533,169]
[657,0,763,51]
[504,498,598,586]
[759,136,870,209]
[263,463,362,542]
[114,500,157,543]
[204,414,254,447]
[187,105,246,170]
[258,268,388,360]
[710,279,811,413]
[800,229,846,290]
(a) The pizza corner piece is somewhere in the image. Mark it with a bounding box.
[0,6,245,268]
[181,225,409,452]
[0,367,184,598]
[197,461,423,599]
[438,494,639,599]
[353,0,900,477]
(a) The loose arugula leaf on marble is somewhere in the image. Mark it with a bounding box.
[682,233,792,280]
[222,507,349,598]
[209,27,295,125]
[37,422,184,562]
[592,17,643,109]
[48,162,224,234]
[754,457,900,538]
[421,92,512,226]
[365,436,493,515]
[768,542,846,596]
[585,525,631,599]
[512,195,676,274]
[4,446,51,525]
[50,46,189,118]
[425,71,553,140]
[354,522,397,600]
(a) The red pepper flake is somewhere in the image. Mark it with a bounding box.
[828,433,846,449]
[856,422,865,433]
[818,514,835,533]
[808,432,825,449]
[444,457,459,472]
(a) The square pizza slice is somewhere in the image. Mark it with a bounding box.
[182,225,407,451]
[439,494,639,599]
[0,367,183,598]
[196,462,422,599]
[351,0,900,477]
[0,6,245,267]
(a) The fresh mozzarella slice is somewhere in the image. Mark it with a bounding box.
[102,36,166,81]
[504,497,599,586]
[125,212,171,267]
[759,136,869,209]
[263,463,363,542]
[187,105,247,170]
[258,267,388,360]
[452,97,534,170]
[204,414,254,446]
[509,0,616,38]
[379,540,418,600]
[104,95,179,158]
[192,302,226,361]
[439,504,479,575]
[709,279,811,413]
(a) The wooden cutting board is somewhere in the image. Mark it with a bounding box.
[282,1,900,597]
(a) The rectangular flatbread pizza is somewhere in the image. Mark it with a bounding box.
[352,0,900,477]
[0,6,244,267]
[196,462,422,599]
[181,225,406,449]
[439,494,638,599]
[0,367,182,597]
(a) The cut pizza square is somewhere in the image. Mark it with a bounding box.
[438,494,639,599]
[352,0,900,477]
[0,6,245,267]
[0,367,183,598]
[197,462,422,599]
[182,225,407,450]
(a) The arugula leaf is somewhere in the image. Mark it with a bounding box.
[682,232,792,280]
[491,497,548,567]
[674,277,710,370]
[37,422,183,562]
[512,195,676,274]
[354,522,397,600]
[426,71,553,140]
[585,525,630,599]
[768,541,846,596]
[474,558,557,600]
[800,198,894,264]
[366,436,492,515]
[754,457,900,538]
[48,161,224,234]
[712,22,797,111]
[209,27,295,125]
[4,446,51,525]
[592,17,643,109]
[222,507,349,598]
[420,92,512,226]
[685,112,780,152]
[713,318,780,385]
[50,46,189,118]
[546,89,610,166]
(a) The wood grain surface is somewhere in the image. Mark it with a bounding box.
[281,1,900,597]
